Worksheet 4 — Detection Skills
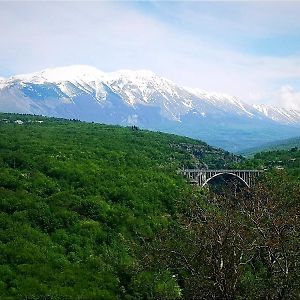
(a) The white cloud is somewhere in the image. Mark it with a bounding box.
[0,2,300,109]
[278,85,300,111]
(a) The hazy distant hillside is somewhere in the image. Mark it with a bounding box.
[240,136,300,156]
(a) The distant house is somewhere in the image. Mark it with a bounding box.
[14,120,24,125]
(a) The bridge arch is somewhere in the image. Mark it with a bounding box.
[202,172,250,188]
[182,168,262,188]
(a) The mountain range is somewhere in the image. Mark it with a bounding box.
[0,65,299,152]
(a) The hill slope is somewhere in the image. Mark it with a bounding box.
[0,113,239,299]
[240,136,300,156]
[1,65,300,152]
[238,146,300,181]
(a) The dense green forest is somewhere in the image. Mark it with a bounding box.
[0,113,299,299]
[238,147,300,180]
[0,113,238,299]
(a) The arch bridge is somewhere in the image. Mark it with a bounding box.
[182,168,263,188]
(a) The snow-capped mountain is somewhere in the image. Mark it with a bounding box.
[186,88,255,117]
[253,104,300,125]
[105,69,193,121]
[0,65,299,151]
[0,77,6,88]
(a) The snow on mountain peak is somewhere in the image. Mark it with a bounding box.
[104,69,181,107]
[185,87,254,117]
[0,77,6,89]
[12,65,106,84]
[106,69,175,89]
[109,69,157,79]
[253,104,300,124]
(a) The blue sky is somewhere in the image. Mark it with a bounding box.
[1,1,300,109]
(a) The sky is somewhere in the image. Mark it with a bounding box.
[0,1,300,110]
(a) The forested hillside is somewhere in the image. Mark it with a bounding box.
[238,147,300,180]
[0,113,238,299]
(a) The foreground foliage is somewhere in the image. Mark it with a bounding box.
[142,174,300,299]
